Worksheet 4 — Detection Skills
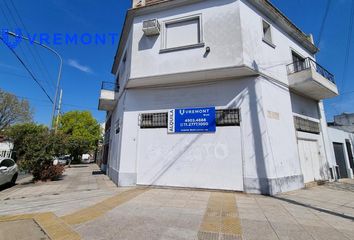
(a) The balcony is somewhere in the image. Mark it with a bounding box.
[287,58,338,100]
[98,82,119,111]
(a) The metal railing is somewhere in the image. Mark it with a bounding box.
[286,58,335,83]
[101,81,120,92]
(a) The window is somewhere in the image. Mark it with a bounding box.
[161,15,204,52]
[140,113,168,128]
[262,20,274,46]
[294,116,320,134]
[216,109,240,126]
[0,159,15,168]
[292,51,306,72]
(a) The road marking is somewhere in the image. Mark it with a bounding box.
[198,192,242,239]
[60,187,149,225]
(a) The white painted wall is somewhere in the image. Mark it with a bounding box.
[290,93,319,119]
[112,77,303,194]
[0,141,13,158]
[328,127,354,178]
[289,93,332,180]
[130,0,243,80]
[239,0,315,84]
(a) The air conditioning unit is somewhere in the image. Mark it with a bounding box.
[142,19,160,36]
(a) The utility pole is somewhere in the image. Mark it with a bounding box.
[6,31,63,130]
[55,89,63,132]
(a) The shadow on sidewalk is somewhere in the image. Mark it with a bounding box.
[272,195,354,221]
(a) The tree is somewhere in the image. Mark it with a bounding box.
[0,89,33,131]
[57,111,101,161]
[5,123,67,180]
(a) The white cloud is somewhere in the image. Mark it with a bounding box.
[67,59,93,74]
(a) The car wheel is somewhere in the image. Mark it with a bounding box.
[10,173,18,185]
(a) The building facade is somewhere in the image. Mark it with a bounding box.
[98,0,339,195]
[0,136,13,159]
[328,127,354,180]
[329,113,354,133]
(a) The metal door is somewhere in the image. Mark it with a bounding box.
[333,143,348,178]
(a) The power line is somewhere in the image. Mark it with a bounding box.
[0,3,35,81]
[0,36,53,103]
[15,95,99,111]
[316,0,332,47]
[3,0,56,95]
[8,0,56,91]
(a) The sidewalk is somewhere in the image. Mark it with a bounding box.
[1,166,354,240]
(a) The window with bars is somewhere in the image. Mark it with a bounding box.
[294,116,320,134]
[139,109,240,129]
[140,113,168,128]
[216,109,240,126]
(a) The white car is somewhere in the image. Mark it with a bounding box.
[0,158,18,186]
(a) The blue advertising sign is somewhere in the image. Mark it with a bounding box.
[168,107,216,133]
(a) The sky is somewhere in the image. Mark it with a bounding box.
[0,0,353,126]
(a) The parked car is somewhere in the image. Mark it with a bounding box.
[53,155,71,166]
[81,154,94,163]
[0,158,18,186]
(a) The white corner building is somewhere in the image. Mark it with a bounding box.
[98,0,340,195]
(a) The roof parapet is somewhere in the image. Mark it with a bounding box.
[132,0,169,8]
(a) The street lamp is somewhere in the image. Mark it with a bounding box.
[6,31,63,130]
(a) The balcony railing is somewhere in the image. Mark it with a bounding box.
[286,58,335,84]
[101,81,120,92]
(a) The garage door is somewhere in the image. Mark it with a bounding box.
[136,126,243,191]
[298,139,321,183]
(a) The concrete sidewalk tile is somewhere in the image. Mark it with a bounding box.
[240,219,278,239]
[270,222,314,240]
[302,225,350,240]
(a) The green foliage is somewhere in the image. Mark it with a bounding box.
[0,88,33,131]
[57,111,101,161]
[5,123,67,180]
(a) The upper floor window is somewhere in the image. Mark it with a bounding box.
[262,20,274,47]
[292,51,306,72]
[160,15,204,53]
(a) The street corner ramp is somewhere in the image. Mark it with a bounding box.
[0,219,49,240]
[0,213,81,240]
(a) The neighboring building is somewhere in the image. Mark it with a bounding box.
[327,127,354,179]
[98,0,340,195]
[328,113,354,133]
[0,136,13,159]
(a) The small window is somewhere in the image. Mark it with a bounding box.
[122,52,127,63]
[161,16,204,52]
[292,51,306,72]
[262,20,273,45]
[140,113,168,128]
[294,116,320,134]
[216,109,240,126]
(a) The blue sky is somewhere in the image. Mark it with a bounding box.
[0,0,353,125]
